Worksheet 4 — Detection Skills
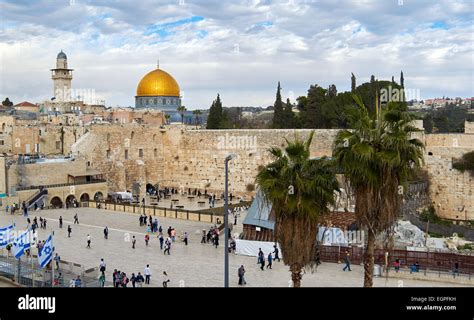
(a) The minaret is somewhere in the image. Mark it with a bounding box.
[50,50,73,101]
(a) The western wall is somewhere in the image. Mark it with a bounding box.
[72,124,473,221]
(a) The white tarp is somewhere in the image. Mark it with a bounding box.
[235,239,282,258]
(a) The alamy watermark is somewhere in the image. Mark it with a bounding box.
[380,85,421,103]
[217,133,258,153]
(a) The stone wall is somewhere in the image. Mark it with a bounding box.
[67,127,473,221]
[464,121,474,134]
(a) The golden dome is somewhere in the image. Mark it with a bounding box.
[136,68,180,97]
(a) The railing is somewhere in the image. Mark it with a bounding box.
[86,200,223,224]
[17,180,107,191]
[26,188,48,208]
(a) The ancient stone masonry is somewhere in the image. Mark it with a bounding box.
[72,126,473,221]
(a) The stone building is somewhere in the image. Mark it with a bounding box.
[0,154,107,209]
[51,50,73,102]
[135,64,181,112]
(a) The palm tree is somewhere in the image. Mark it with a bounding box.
[177,106,187,124]
[333,96,424,287]
[193,110,202,129]
[256,131,339,287]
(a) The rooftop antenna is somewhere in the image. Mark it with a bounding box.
[157,59,160,69]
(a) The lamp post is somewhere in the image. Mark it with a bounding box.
[224,154,236,288]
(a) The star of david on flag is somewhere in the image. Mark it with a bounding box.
[12,229,31,259]
[38,234,54,268]
[0,224,15,248]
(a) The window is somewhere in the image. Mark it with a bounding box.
[131,131,135,139]
[125,149,128,159]
[154,148,157,157]
[1,123,5,132]
[55,141,61,149]
[139,148,144,158]
[154,98,157,104]
[106,150,110,159]
[163,98,166,105]
[0,140,4,146]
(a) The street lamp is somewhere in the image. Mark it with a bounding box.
[224,153,236,288]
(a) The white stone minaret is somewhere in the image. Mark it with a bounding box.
[50,50,73,101]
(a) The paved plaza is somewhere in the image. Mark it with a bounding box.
[0,208,470,287]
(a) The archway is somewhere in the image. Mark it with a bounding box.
[94,191,104,201]
[146,183,156,195]
[50,197,63,209]
[66,195,77,208]
[80,193,90,202]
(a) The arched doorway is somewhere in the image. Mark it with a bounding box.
[80,193,90,202]
[94,191,104,201]
[66,195,77,208]
[50,197,63,209]
[146,183,156,195]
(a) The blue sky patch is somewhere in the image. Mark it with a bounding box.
[431,21,449,30]
[144,15,205,37]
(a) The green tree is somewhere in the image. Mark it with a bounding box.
[283,98,295,128]
[206,94,223,129]
[272,82,284,128]
[304,85,327,128]
[192,109,202,128]
[2,97,13,106]
[333,96,424,287]
[164,114,171,124]
[256,131,339,287]
[177,106,187,124]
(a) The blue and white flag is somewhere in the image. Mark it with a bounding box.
[0,224,15,248]
[12,229,31,259]
[38,234,54,268]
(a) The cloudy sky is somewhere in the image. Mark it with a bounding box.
[0,0,472,109]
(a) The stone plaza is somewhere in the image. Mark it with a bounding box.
[0,208,470,287]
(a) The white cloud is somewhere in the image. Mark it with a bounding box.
[0,0,472,108]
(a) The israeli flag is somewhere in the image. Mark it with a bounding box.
[12,229,31,259]
[0,224,15,248]
[38,234,54,268]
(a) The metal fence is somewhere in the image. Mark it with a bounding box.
[319,245,474,275]
[85,200,224,224]
[0,251,105,287]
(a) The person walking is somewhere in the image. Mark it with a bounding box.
[86,234,91,248]
[342,250,351,271]
[145,234,150,246]
[201,229,206,244]
[132,236,136,249]
[99,273,106,287]
[266,252,273,269]
[183,232,188,246]
[238,265,246,285]
[164,239,171,255]
[144,265,151,285]
[104,226,109,239]
[99,258,106,275]
[158,234,164,250]
[130,273,136,288]
[74,276,82,287]
[162,271,170,288]
[67,225,72,238]
[54,253,61,270]
[272,245,281,262]
[453,261,460,276]
[59,216,63,228]
[73,213,79,224]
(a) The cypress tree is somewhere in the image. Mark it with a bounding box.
[283,98,295,128]
[206,94,223,129]
[272,82,284,128]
